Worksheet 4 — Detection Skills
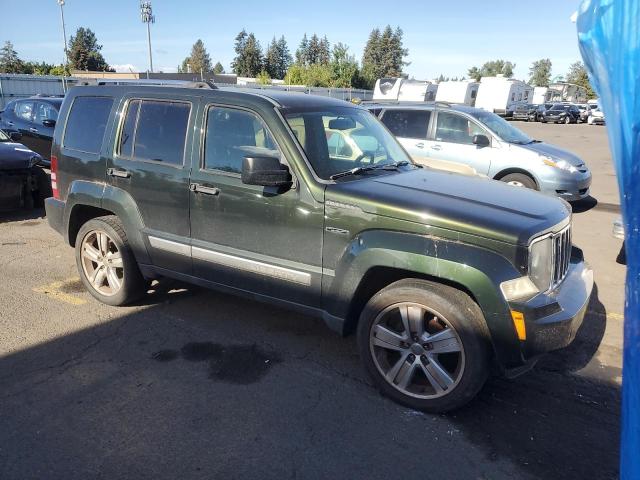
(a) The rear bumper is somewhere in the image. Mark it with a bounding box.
[45,197,65,237]
[508,249,594,362]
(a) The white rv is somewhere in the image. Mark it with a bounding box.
[531,86,562,105]
[373,78,438,102]
[435,80,480,106]
[475,76,533,117]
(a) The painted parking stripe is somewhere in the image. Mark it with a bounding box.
[33,279,87,306]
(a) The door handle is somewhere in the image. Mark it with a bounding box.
[189,183,220,195]
[431,145,442,151]
[107,168,131,178]
[29,127,38,133]
[415,142,425,149]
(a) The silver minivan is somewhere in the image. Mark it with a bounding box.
[367,103,592,201]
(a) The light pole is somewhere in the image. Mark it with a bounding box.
[140,1,155,78]
[57,0,69,91]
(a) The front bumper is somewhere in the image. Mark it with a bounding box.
[539,170,592,202]
[508,249,594,362]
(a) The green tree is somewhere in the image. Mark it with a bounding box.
[361,26,407,88]
[529,58,552,87]
[330,43,359,88]
[295,34,309,66]
[232,30,263,77]
[276,36,292,79]
[307,34,321,65]
[213,62,225,74]
[264,37,280,79]
[566,61,596,98]
[68,27,112,71]
[231,29,248,75]
[318,35,331,65]
[467,59,515,81]
[0,41,23,73]
[256,70,271,85]
[186,39,212,76]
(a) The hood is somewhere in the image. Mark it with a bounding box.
[517,142,586,167]
[0,142,40,170]
[328,168,570,245]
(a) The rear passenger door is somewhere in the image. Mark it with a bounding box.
[29,101,59,159]
[108,95,198,274]
[380,109,431,162]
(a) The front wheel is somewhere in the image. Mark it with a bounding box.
[357,280,491,413]
[75,215,145,306]
[499,172,537,190]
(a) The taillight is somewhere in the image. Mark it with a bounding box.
[51,155,59,199]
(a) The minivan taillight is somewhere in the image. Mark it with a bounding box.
[50,155,59,199]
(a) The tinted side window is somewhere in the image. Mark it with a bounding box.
[63,96,113,154]
[15,101,34,121]
[34,102,58,124]
[133,101,190,165]
[204,107,278,174]
[118,100,140,158]
[381,110,430,139]
[435,112,487,145]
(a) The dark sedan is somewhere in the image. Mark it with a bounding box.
[0,96,62,163]
[512,104,538,121]
[542,103,581,124]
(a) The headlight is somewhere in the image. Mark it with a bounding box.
[542,156,578,173]
[529,236,553,291]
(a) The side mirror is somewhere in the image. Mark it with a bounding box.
[9,131,22,141]
[241,156,292,188]
[472,134,490,147]
[42,119,56,128]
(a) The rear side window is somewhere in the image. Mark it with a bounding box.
[63,96,113,154]
[203,107,278,174]
[15,101,34,121]
[133,101,190,165]
[381,110,430,139]
[119,100,140,158]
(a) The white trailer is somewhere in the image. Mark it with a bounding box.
[475,76,533,116]
[373,78,438,102]
[435,80,480,106]
[531,86,561,105]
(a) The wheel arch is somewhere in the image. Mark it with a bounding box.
[493,168,540,189]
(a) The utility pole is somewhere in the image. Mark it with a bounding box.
[140,1,155,78]
[57,0,69,92]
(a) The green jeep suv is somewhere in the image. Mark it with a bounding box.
[45,84,593,412]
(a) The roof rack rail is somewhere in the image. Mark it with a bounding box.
[75,79,217,89]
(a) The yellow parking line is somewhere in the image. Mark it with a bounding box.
[33,279,87,306]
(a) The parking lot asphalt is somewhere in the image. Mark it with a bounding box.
[0,123,622,480]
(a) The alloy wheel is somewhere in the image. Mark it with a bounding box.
[369,302,465,399]
[507,180,525,187]
[80,230,124,296]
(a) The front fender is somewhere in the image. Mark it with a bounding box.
[324,230,523,367]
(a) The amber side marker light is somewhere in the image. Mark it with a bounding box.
[511,310,527,340]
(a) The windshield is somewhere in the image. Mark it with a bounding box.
[0,130,9,141]
[467,109,533,144]
[283,106,413,180]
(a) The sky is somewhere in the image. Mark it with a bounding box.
[0,0,582,81]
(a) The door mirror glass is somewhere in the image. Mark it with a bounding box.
[9,131,22,141]
[42,119,56,128]
[241,156,292,188]
[472,134,490,147]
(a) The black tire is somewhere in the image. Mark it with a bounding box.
[564,116,571,125]
[75,215,145,306]
[357,279,491,413]
[499,173,538,190]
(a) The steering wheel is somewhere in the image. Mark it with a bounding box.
[354,152,375,167]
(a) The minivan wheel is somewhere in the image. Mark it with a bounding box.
[357,280,490,413]
[499,173,537,190]
[75,215,145,306]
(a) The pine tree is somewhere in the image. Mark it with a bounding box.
[295,34,309,65]
[231,29,248,75]
[307,34,321,65]
[276,36,292,79]
[187,39,212,76]
[318,35,331,65]
[566,61,595,98]
[68,27,111,71]
[0,41,23,73]
[213,62,225,74]
[264,37,280,79]
[243,33,263,77]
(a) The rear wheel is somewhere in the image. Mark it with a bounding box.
[564,116,571,125]
[499,172,537,190]
[75,215,145,306]
[357,279,491,412]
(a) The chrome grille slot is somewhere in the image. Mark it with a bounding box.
[551,225,571,289]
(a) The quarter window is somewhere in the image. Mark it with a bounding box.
[381,110,430,139]
[203,107,278,174]
[118,100,140,158]
[63,96,113,154]
[435,112,487,145]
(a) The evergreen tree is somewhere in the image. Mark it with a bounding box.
[330,43,359,88]
[213,62,225,74]
[243,33,263,77]
[361,26,407,88]
[0,41,23,73]
[566,61,596,98]
[528,58,552,87]
[188,39,212,75]
[307,34,321,65]
[276,36,292,79]
[264,37,280,79]
[68,27,111,71]
[231,29,248,75]
[318,35,331,65]
[467,60,515,81]
[295,34,309,65]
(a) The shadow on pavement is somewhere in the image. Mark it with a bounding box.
[0,207,46,224]
[570,195,598,213]
[0,280,619,480]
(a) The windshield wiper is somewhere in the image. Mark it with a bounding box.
[381,160,410,170]
[329,165,378,180]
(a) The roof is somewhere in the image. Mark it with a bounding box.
[363,101,480,114]
[70,83,353,110]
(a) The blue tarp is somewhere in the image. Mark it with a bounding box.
[577,1,640,478]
